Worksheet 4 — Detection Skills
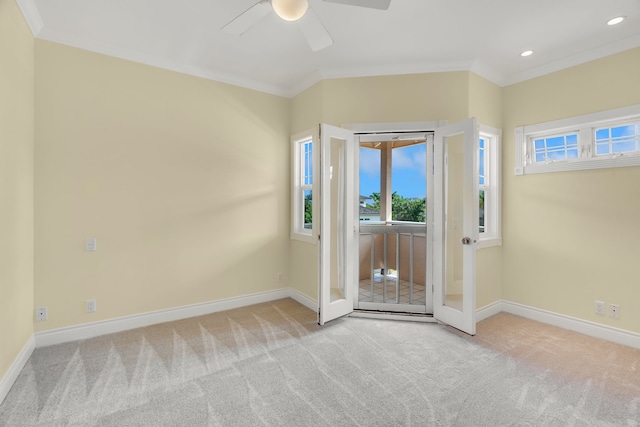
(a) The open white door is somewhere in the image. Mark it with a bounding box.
[433,118,479,335]
[318,124,357,325]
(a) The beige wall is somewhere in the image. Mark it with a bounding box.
[468,73,503,308]
[33,41,291,330]
[8,3,636,362]
[0,0,35,383]
[289,73,471,302]
[288,82,323,303]
[289,72,504,309]
[321,72,470,125]
[502,47,640,332]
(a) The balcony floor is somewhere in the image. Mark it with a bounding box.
[358,274,426,305]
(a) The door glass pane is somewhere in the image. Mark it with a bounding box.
[445,135,464,311]
[329,137,345,302]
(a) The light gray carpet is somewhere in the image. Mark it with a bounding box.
[1,298,639,426]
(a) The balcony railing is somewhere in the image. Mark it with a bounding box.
[359,222,426,306]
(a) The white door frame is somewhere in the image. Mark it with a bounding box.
[347,121,441,314]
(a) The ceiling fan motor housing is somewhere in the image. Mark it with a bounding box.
[271,0,309,21]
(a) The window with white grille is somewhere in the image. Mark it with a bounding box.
[478,126,501,248]
[291,131,317,243]
[533,133,579,163]
[594,123,640,156]
[515,104,640,175]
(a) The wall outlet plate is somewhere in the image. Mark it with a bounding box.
[609,304,620,318]
[36,306,48,322]
[86,237,97,252]
[86,299,96,313]
[594,300,605,315]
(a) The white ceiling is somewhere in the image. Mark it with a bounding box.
[18,0,640,97]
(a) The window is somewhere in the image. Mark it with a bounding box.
[533,133,579,163]
[515,104,640,175]
[478,126,501,248]
[291,131,317,243]
[302,141,313,229]
[594,123,640,156]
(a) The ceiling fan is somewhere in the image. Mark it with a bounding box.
[221,0,391,52]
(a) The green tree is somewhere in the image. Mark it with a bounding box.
[304,192,312,229]
[367,192,426,222]
[368,192,381,209]
[393,196,426,222]
[479,190,485,230]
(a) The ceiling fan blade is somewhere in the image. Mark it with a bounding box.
[221,1,272,35]
[322,0,391,10]
[299,8,333,52]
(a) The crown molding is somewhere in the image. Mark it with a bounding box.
[469,60,507,87]
[320,59,475,81]
[15,0,43,36]
[503,34,640,87]
[24,8,640,98]
[36,28,293,98]
[287,70,325,98]
[286,60,477,98]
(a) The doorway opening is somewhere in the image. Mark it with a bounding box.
[316,119,479,334]
[355,131,433,315]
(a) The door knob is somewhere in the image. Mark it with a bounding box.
[460,237,472,245]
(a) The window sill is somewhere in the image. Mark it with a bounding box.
[477,237,501,249]
[517,154,640,175]
[290,232,316,244]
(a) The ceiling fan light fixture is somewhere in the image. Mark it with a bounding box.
[272,0,309,21]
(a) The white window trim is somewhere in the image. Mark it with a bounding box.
[478,124,502,249]
[291,129,318,244]
[515,104,640,176]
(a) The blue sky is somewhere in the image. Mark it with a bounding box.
[359,143,427,200]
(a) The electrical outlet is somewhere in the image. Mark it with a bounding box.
[86,299,96,313]
[594,300,605,315]
[36,306,48,322]
[86,237,97,252]
[609,304,620,318]
[277,272,283,282]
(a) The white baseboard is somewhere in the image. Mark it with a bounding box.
[5,293,640,406]
[499,300,640,350]
[25,292,640,369]
[476,300,503,322]
[288,288,317,312]
[35,288,295,347]
[0,335,35,405]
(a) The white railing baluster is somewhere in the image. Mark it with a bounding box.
[370,233,374,302]
[359,223,427,309]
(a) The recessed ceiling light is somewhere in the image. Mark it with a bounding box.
[607,16,625,26]
[520,50,533,57]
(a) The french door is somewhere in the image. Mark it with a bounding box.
[317,118,478,336]
[317,124,357,325]
[433,118,479,335]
